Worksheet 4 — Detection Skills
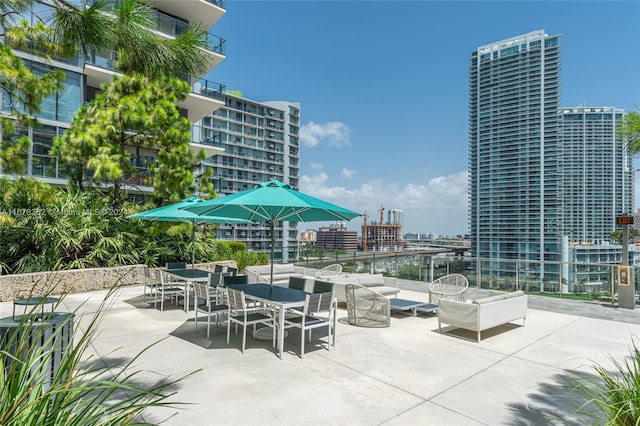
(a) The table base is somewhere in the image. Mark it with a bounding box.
[253,326,288,341]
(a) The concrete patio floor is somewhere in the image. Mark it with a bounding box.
[3,284,640,425]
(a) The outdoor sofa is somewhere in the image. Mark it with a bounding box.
[437,290,527,342]
[321,273,400,303]
[244,263,306,285]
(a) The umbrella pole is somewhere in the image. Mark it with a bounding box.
[270,220,275,290]
[191,221,196,270]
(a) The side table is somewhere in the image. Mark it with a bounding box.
[12,296,60,320]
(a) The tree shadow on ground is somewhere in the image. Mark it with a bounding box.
[506,369,600,425]
[75,353,192,424]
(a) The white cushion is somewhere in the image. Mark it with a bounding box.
[356,273,385,287]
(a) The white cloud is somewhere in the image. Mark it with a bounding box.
[299,171,469,235]
[310,162,323,170]
[300,121,351,148]
[341,168,357,178]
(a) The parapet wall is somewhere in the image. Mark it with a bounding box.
[0,261,238,302]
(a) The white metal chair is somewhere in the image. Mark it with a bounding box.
[143,267,161,304]
[312,279,333,294]
[345,284,390,328]
[428,274,469,304]
[288,276,307,291]
[193,281,228,338]
[226,287,275,353]
[166,262,187,270]
[315,264,342,278]
[156,271,186,312]
[283,291,336,358]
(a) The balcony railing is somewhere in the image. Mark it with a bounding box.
[84,53,225,101]
[205,0,225,8]
[84,2,225,55]
[296,252,635,304]
[191,77,225,102]
[152,10,225,55]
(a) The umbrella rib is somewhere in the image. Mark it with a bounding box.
[239,205,270,222]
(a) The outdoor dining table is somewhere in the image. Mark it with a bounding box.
[225,283,307,359]
[165,268,210,312]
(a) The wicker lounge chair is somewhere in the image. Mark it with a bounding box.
[345,284,390,328]
[315,264,342,278]
[428,274,469,304]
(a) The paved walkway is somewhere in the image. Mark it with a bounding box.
[3,282,640,425]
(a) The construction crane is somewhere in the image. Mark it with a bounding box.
[378,205,384,224]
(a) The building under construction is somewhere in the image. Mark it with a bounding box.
[361,206,405,251]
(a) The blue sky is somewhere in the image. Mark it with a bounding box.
[208,1,640,236]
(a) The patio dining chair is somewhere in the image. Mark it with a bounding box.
[288,276,307,291]
[143,266,161,304]
[208,272,228,303]
[223,275,249,286]
[157,271,186,312]
[193,282,228,338]
[226,287,276,353]
[283,291,336,358]
[312,279,333,294]
[166,262,187,270]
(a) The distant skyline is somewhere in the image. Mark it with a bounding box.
[209,1,640,235]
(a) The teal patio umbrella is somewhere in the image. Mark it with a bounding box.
[181,180,361,283]
[127,196,252,269]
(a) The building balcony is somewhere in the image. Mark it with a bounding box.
[150,0,226,30]
[85,1,225,78]
[84,54,225,122]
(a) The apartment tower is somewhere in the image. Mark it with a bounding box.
[469,30,633,282]
[316,224,358,251]
[202,93,301,262]
[2,1,227,188]
[560,105,632,244]
[469,30,561,278]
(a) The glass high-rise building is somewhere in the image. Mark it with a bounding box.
[469,30,633,282]
[469,30,561,278]
[1,0,228,188]
[559,105,632,243]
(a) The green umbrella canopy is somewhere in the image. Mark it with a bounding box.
[182,180,361,223]
[127,196,251,225]
[127,196,252,268]
[181,180,361,283]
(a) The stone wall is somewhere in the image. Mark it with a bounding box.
[0,261,238,302]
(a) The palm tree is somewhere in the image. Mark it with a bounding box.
[620,108,640,154]
[2,0,210,94]
[51,0,211,77]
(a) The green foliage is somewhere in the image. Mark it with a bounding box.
[0,287,192,425]
[52,74,206,204]
[621,110,640,155]
[0,178,261,274]
[610,229,640,244]
[233,250,270,271]
[0,43,64,173]
[568,338,640,425]
[398,263,421,280]
[2,0,211,180]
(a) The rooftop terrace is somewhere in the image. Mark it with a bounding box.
[4,280,640,425]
